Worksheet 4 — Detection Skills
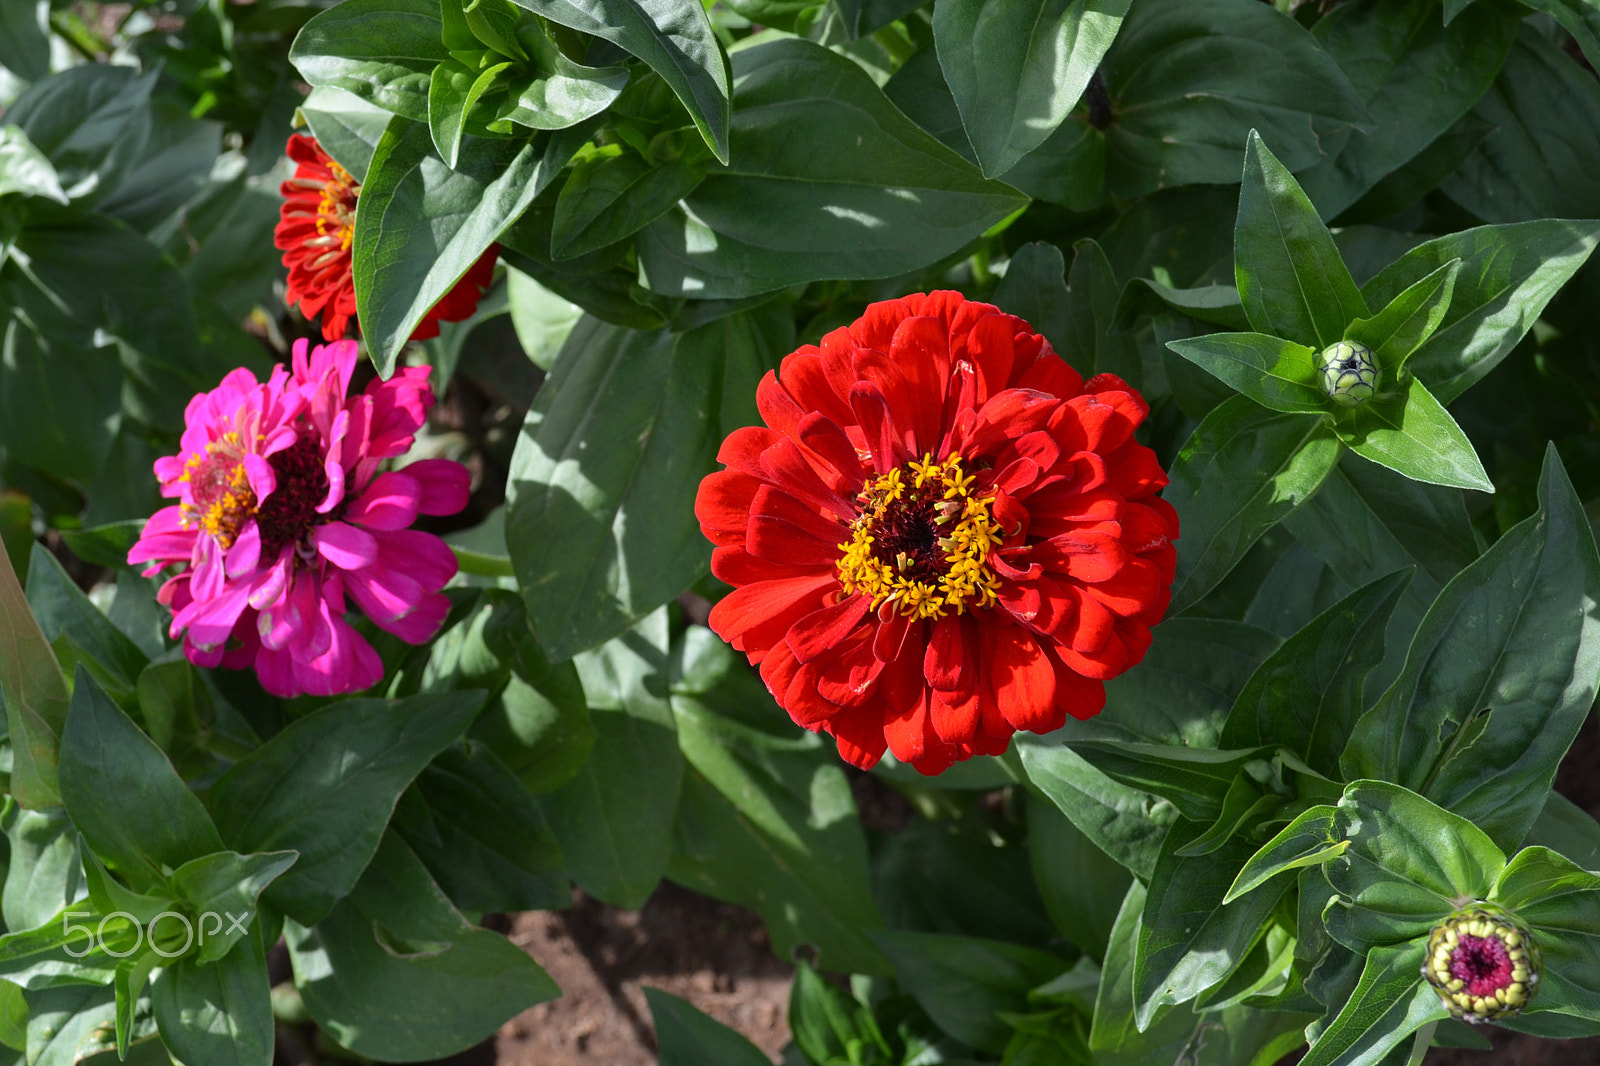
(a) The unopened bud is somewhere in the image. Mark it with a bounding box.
[1421,905,1539,1024]
[1317,340,1377,407]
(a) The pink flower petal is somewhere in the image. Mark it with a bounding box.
[225,521,262,578]
[345,471,422,531]
[404,459,471,516]
[310,520,377,569]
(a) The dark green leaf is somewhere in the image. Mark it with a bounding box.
[353,116,569,376]
[788,958,891,1066]
[1134,821,1289,1028]
[473,625,595,793]
[289,0,449,122]
[397,741,569,913]
[1343,259,1459,378]
[24,985,118,1066]
[4,65,155,206]
[552,146,703,260]
[1338,113,1495,226]
[505,307,787,660]
[872,930,1067,1054]
[0,0,49,84]
[1113,279,1250,334]
[58,668,223,894]
[1066,741,1271,823]
[1300,942,1444,1066]
[1298,0,1518,220]
[668,700,886,975]
[508,0,730,162]
[150,930,273,1066]
[1359,219,1600,404]
[1018,738,1176,881]
[1222,570,1411,775]
[296,85,393,183]
[1333,377,1490,492]
[2,806,82,933]
[647,987,772,1066]
[1065,238,1141,383]
[1028,793,1131,962]
[538,609,681,907]
[1323,781,1505,953]
[287,834,558,1060]
[636,39,1028,299]
[0,542,68,808]
[1343,447,1600,847]
[1068,0,1369,201]
[26,545,147,698]
[1224,806,1343,905]
[0,127,66,203]
[1523,793,1600,873]
[993,241,1072,361]
[1165,396,1342,614]
[505,266,583,370]
[209,691,486,925]
[58,521,143,571]
[168,850,298,963]
[1520,0,1600,72]
[1165,332,1325,414]
[1236,131,1368,349]
[933,0,1129,177]
[1439,28,1600,225]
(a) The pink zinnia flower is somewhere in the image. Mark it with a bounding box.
[129,339,470,697]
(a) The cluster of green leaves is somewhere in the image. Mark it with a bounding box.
[5,0,1600,1064]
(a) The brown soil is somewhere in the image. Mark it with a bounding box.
[491,883,792,1065]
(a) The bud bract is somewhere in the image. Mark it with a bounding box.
[1316,340,1377,407]
[1422,905,1540,1023]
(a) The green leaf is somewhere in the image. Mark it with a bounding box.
[286,834,558,1060]
[3,65,155,206]
[508,0,730,163]
[427,58,497,171]
[486,40,630,135]
[353,116,569,376]
[1065,741,1271,824]
[168,850,298,964]
[1028,793,1131,962]
[1165,396,1342,615]
[1343,446,1600,847]
[1018,738,1176,881]
[1331,377,1490,493]
[1113,279,1250,335]
[933,0,1129,177]
[289,0,449,122]
[1520,0,1600,72]
[296,85,393,183]
[1165,332,1325,414]
[788,958,892,1066]
[871,930,1068,1054]
[1338,112,1495,226]
[473,626,595,793]
[636,38,1028,299]
[1064,0,1369,201]
[58,521,143,571]
[396,741,568,913]
[1323,781,1505,952]
[505,266,582,370]
[992,241,1072,361]
[1359,219,1600,404]
[1343,259,1459,378]
[1523,793,1600,873]
[0,976,25,1051]
[1133,821,1290,1028]
[26,545,147,698]
[0,126,66,204]
[3,806,82,933]
[647,987,772,1066]
[1297,0,1518,220]
[538,609,681,907]
[0,542,68,809]
[23,985,118,1065]
[505,307,787,661]
[208,691,486,925]
[150,930,273,1066]
[1222,570,1411,775]
[1065,238,1140,383]
[1236,131,1368,349]
[58,668,223,894]
[0,0,49,84]
[667,699,887,976]
[1300,941,1445,1066]
[551,146,703,260]
[1224,806,1344,905]
[1439,27,1600,225]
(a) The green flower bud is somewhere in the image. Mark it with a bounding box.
[1316,340,1377,407]
[1421,905,1540,1024]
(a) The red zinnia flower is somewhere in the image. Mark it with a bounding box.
[275,133,498,342]
[694,292,1178,775]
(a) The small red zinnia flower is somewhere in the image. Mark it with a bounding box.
[694,292,1178,775]
[128,338,471,697]
[275,133,498,343]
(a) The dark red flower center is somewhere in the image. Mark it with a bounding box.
[256,435,332,558]
[837,454,1002,619]
[1450,935,1514,997]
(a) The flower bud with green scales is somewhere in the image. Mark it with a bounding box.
[1316,340,1378,407]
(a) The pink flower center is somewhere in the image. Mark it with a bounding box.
[1450,934,1515,997]
[256,436,331,558]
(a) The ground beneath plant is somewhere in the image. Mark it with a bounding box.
[385,714,1600,1066]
